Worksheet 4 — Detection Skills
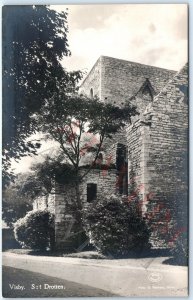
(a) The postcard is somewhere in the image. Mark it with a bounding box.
[2,4,188,297]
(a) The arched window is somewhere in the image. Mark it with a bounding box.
[96,152,103,165]
[90,88,94,99]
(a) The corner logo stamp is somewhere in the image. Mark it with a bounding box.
[148,272,163,283]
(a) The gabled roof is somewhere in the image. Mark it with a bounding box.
[80,56,177,105]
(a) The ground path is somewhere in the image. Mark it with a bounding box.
[2,252,188,297]
[2,266,116,297]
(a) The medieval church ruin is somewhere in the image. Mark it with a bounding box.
[33,56,188,249]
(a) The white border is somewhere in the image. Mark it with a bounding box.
[0,2,191,300]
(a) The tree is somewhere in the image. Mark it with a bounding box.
[2,174,33,228]
[2,156,73,228]
[19,155,77,198]
[2,5,82,185]
[36,92,138,227]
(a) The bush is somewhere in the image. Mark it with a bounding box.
[171,232,188,266]
[83,195,151,257]
[145,192,188,252]
[14,209,55,251]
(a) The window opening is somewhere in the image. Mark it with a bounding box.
[116,143,128,195]
[90,88,94,99]
[87,183,97,202]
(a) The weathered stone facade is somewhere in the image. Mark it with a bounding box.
[34,56,188,249]
[33,193,55,213]
[80,56,176,105]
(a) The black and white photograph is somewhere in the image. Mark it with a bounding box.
[2,3,188,297]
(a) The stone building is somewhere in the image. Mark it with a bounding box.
[33,56,188,249]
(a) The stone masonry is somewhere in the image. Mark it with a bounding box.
[33,56,188,249]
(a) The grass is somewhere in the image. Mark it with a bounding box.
[64,251,106,259]
[4,248,188,265]
[4,248,106,259]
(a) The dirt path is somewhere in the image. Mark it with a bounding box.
[2,252,188,297]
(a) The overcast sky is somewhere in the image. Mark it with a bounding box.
[52,4,188,73]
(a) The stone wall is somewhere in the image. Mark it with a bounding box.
[79,57,101,99]
[79,168,117,202]
[54,169,117,249]
[100,56,176,106]
[33,193,55,213]
[80,55,178,201]
[33,57,188,250]
[33,195,47,210]
[124,63,188,247]
[145,63,188,197]
[47,193,55,213]
[54,184,76,249]
[102,127,127,165]
[80,56,177,201]
[80,56,176,107]
[126,120,144,199]
[32,162,118,251]
[142,64,188,247]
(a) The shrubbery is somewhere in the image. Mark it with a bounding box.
[83,195,151,257]
[171,232,188,266]
[145,192,188,265]
[14,209,55,251]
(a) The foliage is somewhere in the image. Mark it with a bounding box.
[3,200,32,229]
[19,155,77,199]
[170,193,188,265]
[64,220,89,250]
[2,5,82,185]
[2,175,33,228]
[2,228,21,250]
[2,5,140,250]
[14,209,55,251]
[145,198,173,248]
[37,93,137,217]
[171,232,188,266]
[83,195,151,257]
[37,94,137,175]
[145,192,188,251]
[64,251,106,259]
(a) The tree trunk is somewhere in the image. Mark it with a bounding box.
[74,179,83,227]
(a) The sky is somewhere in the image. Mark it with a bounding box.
[52,4,188,73]
[11,3,188,174]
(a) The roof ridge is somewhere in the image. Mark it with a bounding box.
[153,62,188,102]
[80,55,177,90]
[100,55,177,72]
[80,56,102,88]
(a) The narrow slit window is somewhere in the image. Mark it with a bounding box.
[87,183,97,202]
[116,143,128,195]
[90,88,94,99]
